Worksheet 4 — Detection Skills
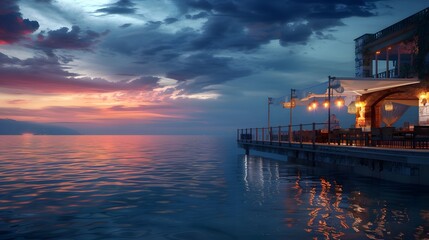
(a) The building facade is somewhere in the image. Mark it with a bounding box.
[353,7,429,127]
[355,7,428,79]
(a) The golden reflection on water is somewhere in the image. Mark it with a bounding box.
[305,177,429,239]
[243,156,429,239]
[302,178,347,239]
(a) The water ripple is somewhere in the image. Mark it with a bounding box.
[0,135,429,239]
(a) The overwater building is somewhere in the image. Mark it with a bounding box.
[348,7,429,128]
[237,7,429,186]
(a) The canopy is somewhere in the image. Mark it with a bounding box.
[281,77,420,108]
[335,77,420,96]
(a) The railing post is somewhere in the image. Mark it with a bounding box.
[245,128,248,143]
[300,124,303,148]
[288,124,292,145]
[312,123,316,148]
[256,128,258,143]
[262,128,265,144]
[278,126,281,145]
[249,128,253,142]
[270,127,273,145]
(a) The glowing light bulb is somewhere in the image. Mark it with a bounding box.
[323,99,329,108]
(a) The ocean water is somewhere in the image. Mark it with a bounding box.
[0,135,428,240]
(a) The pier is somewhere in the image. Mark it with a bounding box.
[237,124,429,185]
[237,7,429,185]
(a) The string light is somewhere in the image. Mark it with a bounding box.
[323,99,330,108]
[334,97,345,107]
[311,98,318,109]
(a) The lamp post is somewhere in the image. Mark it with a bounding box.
[289,89,296,142]
[327,76,336,144]
[386,47,391,78]
[375,50,380,78]
[268,97,272,139]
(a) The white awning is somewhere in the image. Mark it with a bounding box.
[335,77,420,96]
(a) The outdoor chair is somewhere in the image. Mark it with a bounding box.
[371,128,382,146]
[413,126,429,148]
[381,127,394,146]
[348,128,363,146]
[330,129,342,145]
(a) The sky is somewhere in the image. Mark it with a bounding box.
[1,0,428,135]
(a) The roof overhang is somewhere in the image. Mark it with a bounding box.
[335,77,420,96]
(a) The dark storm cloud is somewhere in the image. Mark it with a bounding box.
[119,23,132,28]
[0,0,39,44]
[166,53,251,93]
[127,76,160,87]
[105,21,195,55]
[104,0,386,94]
[164,17,179,24]
[0,52,160,94]
[33,0,53,3]
[35,26,109,53]
[185,12,209,19]
[176,0,379,22]
[174,0,382,48]
[104,18,253,91]
[95,0,137,15]
[191,17,267,50]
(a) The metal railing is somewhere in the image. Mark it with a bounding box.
[237,124,429,149]
[237,123,326,149]
[355,7,429,46]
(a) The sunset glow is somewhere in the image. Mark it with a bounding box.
[1,0,428,134]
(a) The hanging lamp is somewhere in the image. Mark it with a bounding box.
[347,101,356,114]
[384,101,393,111]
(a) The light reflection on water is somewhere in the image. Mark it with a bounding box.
[0,135,428,239]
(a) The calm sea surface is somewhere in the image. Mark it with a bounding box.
[0,135,429,239]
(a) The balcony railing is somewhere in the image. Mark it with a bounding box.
[355,7,429,46]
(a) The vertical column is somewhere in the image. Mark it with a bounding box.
[375,51,380,78]
[312,122,316,148]
[267,97,270,129]
[250,128,252,143]
[262,128,265,143]
[397,45,401,77]
[386,47,391,78]
[327,76,333,144]
[256,128,258,142]
[289,89,295,142]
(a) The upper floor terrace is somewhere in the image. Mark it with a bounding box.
[355,7,429,79]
